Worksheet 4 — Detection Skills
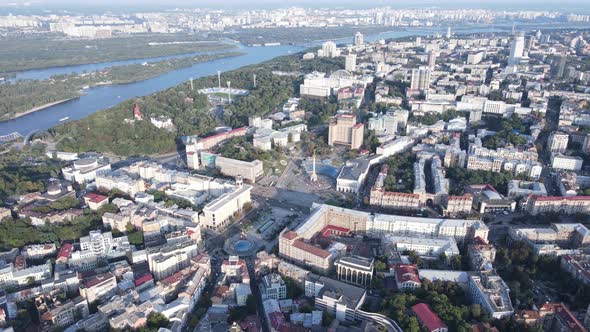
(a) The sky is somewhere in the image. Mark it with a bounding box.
[0,0,590,12]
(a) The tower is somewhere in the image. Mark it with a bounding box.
[446,26,452,39]
[227,81,231,104]
[189,77,194,91]
[253,73,257,88]
[508,31,525,66]
[310,154,318,183]
[217,70,221,89]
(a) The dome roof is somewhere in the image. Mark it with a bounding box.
[330,69,352,79]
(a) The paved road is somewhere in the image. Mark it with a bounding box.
[246,256,270,332]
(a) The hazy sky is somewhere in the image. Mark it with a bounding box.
[1,0,590,12]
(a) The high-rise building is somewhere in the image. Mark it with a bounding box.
[446,26,452,39]
[508,32,525,65]
[427,51,437,69]
[410,66,431,92]
[353,31,364,46]
[328,114,364,150]
[320,41,338,58]
[345,53,356,72]
[551,55,567,79]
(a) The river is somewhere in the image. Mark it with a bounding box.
[0,24,583,136]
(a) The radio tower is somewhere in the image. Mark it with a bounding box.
[310,154,318,183]
[253,73,257,88]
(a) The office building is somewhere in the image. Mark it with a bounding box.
[328,114,364,150]
[147,239,199,280]
[200,183,252,230]
[393,264,421,290]
[214,156,263,183]
[62,158,111,183]
[261,273,287,300]
[334,256,374,287]
[507,180,547,198]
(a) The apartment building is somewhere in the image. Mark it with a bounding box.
[369,189,422,211]
[443,195,473,216]
[469,271,514,319]
[79,272,117,304]
[328,114,364,150]
[548,132,569,154]
[551,154,583,171]
[525,195,590,215]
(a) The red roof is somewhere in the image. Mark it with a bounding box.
[393,264,421,284]
[57,243,73,260]
[282,231,298,240]
[200,127,247,142]
[268,312,286,330]
[411,303,447,332]
[134,274,154,287]
[321,225,351,238]
[541,303,586,332]
[293,240,331,258]
[532,195,590,202]
[84,193,108,203]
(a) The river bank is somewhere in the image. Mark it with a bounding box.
[0,51,244,123]
[3,97,80,122]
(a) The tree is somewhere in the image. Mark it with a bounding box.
[407,317,420,332]
[146,312,169,329]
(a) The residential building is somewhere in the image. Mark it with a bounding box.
[507,180,547,199]
[83,193,109,210]
[443,195,473,216]
[469,271,514,319]
[345,54,356,72]
[548,132,569,154]
[328,114,364,150]
[525,195,590,215]
[551,154,583,171]
[79,272,117,304]
[410,66,431,92]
